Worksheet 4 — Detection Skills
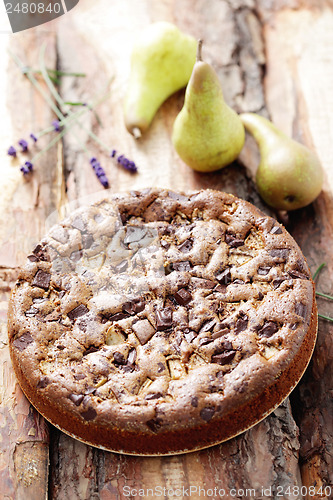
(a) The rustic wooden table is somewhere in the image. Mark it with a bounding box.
[1,1,332,499]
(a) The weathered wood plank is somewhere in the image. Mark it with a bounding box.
[256,1,333,495]
[0,28,60,499]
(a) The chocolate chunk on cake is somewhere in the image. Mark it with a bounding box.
[8,189,317,455]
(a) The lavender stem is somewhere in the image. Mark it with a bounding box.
[39,43,113,153]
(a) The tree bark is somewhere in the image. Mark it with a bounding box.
[256,1,333,495]
[0,29,59,500]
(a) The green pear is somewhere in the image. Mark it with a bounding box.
[124,22,197,138]
[172,40,245,172]
[240,113,324,211]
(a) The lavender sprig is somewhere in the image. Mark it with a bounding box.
[318,313,333,322]
[8,115,78,169]
[31,110,85,144]
[312,263,333,322]
[9,46,138,182]
[21,66,86,85]
[316,291,333,300]
[38,44,137,175]
[18,126,68,175]
[111,150,137,173]
[313,263,325,281]
[90,157,109,188]
[8,111,91,176]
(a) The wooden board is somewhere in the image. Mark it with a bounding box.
[1,0,332,498]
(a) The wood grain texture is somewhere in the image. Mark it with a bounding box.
[0,28,60,499]
[1,0,332,498]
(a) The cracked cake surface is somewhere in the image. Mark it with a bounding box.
[8,188,317,455]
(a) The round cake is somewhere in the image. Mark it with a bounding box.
[8,188,317,455]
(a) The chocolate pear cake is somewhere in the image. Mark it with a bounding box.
[8,189,317,455]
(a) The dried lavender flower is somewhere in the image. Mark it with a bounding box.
[118,155,137,173]
[18,139,29,152]
[20,160,33,175]
[112,151,137,173]
[90,157,109,189]
[52,120,62,132]
[7,146,17,157]
[30,133,38,142]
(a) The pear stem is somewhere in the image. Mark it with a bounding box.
[196,39,203,62]
[132,127,142,139]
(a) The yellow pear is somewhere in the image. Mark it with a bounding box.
[240,113,324,211]
[124,22,197,138]
[172,40,245,172]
